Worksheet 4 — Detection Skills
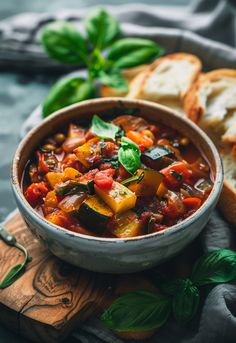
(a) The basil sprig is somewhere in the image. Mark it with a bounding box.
[118,137,141,174]
[40,8,163,117]
[91,115,120,141]
[102,249,236,332]
[0,225,31,289]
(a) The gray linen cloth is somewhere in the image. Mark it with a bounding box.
[1,0,236,342]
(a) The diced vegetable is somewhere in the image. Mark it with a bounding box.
[46,210,74,228]
[56,180,94,196]
[58,194,87,213]
[162,191,185,220]
[94,168,115,189]
[44,190,59,208]
[128,168,163,196]
[24,182,48,207]
[126,130,154,149]
[46,167,81,188]
[182,197,202,211]
[142,145,175,170]
[156,182,168,198]
[62,124,86,153]
[78,195,113,228]
[95,181,137,214]
[74,137,101,168]
[160,162,193,189]
[112,115,149,132]
[108,211,143,238]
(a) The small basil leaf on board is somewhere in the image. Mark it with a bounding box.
[91,115,120,141]
[118,137,141,174]
[191,249,236,286]
[41,22,87,64]
[85,8,120,49]
[101,290,171,332]
[42,77,96,117]
[0,264,25,289]
[172,279,200,324]
[96,70,128,92]
[107,38,164,69]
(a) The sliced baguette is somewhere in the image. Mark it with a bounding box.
[127,53,202,114]
[184,69,236,224]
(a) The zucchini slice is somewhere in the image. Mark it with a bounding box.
[78,195,113,229]
[128,168,163,196]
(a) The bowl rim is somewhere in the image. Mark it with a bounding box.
[11,97,223,244]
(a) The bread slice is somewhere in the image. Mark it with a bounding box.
[127,53,202,114]
[99,64,148,97]
[184,69,236,224]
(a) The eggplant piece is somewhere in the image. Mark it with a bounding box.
[142,145,176,170]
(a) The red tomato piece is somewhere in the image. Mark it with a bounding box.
[25,182,48,207]
[160,162,193,189]
[162,192,185,220]
[94,168,115,189]
[182,197,202,211]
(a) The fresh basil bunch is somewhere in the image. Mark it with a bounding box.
[102,249,236,332]
[41,8,163,117]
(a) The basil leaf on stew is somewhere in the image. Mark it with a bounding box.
[107,38,164,69]
[85,8,120,49]
[172,279,200,324]
[101,290,171,332]
[191,249,236,286]
[118,137,141,174]
[91,115,120,141]
[41,21,87,64]
[96,70,128,92]
[42,77,96,117]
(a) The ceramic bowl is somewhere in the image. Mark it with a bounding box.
[11,98,223,273]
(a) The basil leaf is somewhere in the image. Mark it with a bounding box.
[42,77,96,117]
[101,290,171,332]
[118,137,141,174]
[85,8,120,49]
[0,264,25,289]
[107,38,164,69]
[118,138,141,172]
[172,279,200,324]
[96,70,128,92]
[191,249,236,286]
[41,21,87,64]
[91,115,120,141]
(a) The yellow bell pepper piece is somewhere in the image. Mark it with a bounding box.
[63,167,81,181]
[128,169,163,196]
[74,138,101,168]
[46,167,81,189]
[44,190,58,208]
[94,182,136,214]
[156,182,168,198]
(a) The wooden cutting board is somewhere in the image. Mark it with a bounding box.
[0,211,200,343]
[0,211,115,343]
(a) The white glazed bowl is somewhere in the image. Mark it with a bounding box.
[11,98,223,273]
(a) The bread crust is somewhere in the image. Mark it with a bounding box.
[184,68,236,225]
[219,180,236,225]
[128,52,202,100]
[184,69,236,122]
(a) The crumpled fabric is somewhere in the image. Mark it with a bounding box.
[1,0,236,342]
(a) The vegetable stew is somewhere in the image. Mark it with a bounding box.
[24,114,213,238]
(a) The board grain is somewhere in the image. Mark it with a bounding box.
[0,211,112,343]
